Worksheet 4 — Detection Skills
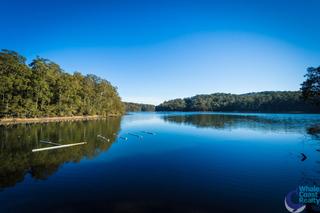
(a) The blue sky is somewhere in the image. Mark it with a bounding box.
[1,0,320,104]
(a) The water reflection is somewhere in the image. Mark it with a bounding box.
[162,113,320,134]
[163,113,320,190]
[1,113,320,212]
[0,118,121,189]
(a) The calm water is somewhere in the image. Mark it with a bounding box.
[1,112,320,213]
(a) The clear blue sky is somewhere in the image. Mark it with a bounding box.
[1,0,320,104]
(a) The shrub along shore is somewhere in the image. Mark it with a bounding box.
[0,114,122,126]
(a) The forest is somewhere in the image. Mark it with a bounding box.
[1,49,319,117]
[124,102,155,112]
[156,91,320,113]
[0,50,124,118]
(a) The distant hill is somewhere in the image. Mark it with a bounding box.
[124,102,155,112]
[155,91,320,113]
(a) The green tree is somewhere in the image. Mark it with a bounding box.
[124,102,155,112]
[0,50,31,117]
[301,66,320,105]
[156,91,319,113]
[29,58,52,116]
[0,50,124,118]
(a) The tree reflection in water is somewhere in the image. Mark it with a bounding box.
[162,113,320,134]
[0,118,121,189]
[163,113,320,198]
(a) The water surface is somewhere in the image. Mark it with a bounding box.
[1,112,320,213]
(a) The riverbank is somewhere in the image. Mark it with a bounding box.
[0,115,121,126]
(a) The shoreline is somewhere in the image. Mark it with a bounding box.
[0,115,121,126]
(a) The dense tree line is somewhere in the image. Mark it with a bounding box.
[0,50,124,118]
[156,91,320,113]
[124,102,155,112]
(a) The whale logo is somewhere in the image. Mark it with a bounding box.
[285,190,306,213]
